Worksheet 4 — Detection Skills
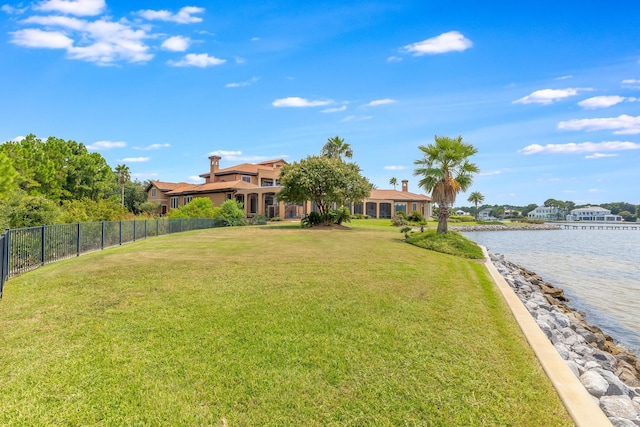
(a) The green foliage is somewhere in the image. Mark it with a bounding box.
[400,226,412,239]
[0,151,18,196]
[333,206,351,225]
[59,198,127,223]
[406,230,484,259]
[2,192,61,227]
[449,215,475,223]
[168,198,216,219]
[301,212,324,228]
[414,135,479,234]
[391,213,408,226]
[320,135,353,160]
[216,199,246,226]
[406,211,425,222]
[0,134,115,202]
[278,155,371,219]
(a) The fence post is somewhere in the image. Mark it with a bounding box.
[101,221,105,250]
[40,225,46,266]
[144,220,147,239]
[119,220,123,245]
[133,220,137,242]
[156,219,159,236]
[76,222,81,256]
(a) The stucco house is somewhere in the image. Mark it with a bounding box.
[478,208,497,221]
[146,156,432,220]
[528,206,561,220]
[566,206,622,222]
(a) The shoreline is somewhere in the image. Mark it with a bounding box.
[488,251,640,425]
[451,224,561,232]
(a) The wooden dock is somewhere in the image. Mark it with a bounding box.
[558,222,640,230]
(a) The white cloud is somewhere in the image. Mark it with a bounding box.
[11,136,26,142]
[131,172,158,178]
[35,0,105,16]
[16,16,153,64]
[558,115,640,135]
[272,97,333,107]
[321,106,347,113]
[209,150,242,157]
[2,4,28,14]
[519,141,640,155]
[234,56,246,64]
[585,153,619,159]
[225,77,260,88]
[556,75,573,80]
[578,95,627,109]
[10,28,73,48]
[387,56,402,62]
[187,175,205,183]
[622,79,640,89]
[161,36,190,52]
[168,53,225,67]
[341,115,372,122]
[479,170,501,176]
[86,140,126,150]
[121,157,150,163]
[250,37,260,42]
[402,31,472,56]
[384,165,406,171]
[137,6,204,24]
[134,143,170,150]
[364,99,396,107]
[513,88,593,105]
[588,189,599,193]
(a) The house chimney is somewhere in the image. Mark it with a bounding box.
[208,155,221,183]
[402,180,408,192]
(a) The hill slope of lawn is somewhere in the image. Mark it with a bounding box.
[0,222,571,426]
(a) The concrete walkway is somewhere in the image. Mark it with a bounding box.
[481,246,612,427]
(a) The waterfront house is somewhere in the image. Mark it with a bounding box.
[566,206,622,222]
[478,208,497,221]
[146,157,431,219]
[528,206,561,220]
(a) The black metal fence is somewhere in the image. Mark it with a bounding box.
[0,217,242,298]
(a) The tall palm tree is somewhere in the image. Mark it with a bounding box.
[467,191,485,220]
[115,164,130,207]
[321,136,353,160]
[414,135,479,234]
[389,177,398,190]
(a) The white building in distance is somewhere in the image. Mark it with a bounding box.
[566,206,622,222]
[528,206,561,220]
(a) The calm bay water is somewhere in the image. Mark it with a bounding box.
[462,229,640,354]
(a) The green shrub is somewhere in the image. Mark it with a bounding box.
[391,213,408,226]
[406,211,425,222]
[406,230,484,259]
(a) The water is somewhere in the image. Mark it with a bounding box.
[462,229,640,354]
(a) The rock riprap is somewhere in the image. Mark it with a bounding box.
[489,252,640,426]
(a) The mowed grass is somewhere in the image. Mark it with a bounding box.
[0,222,572,426]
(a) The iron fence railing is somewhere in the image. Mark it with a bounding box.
[0,218,236,297]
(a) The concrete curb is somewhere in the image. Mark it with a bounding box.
[481,246,612,427]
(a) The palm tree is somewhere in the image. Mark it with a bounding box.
[115,164,130,207]
[467,191,485,220]
[321,136,353,160]
[413,135,479,234]
[389,177,398,190]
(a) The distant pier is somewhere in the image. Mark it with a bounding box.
[556,222,640,230]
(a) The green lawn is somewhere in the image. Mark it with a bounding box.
[0,221,572,426]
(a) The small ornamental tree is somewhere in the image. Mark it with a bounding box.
[277,155,371,225]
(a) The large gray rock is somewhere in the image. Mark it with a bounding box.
[580,370,609,398]
[600,395,640,422]
[598,368,631,396]
[609,417,638,427]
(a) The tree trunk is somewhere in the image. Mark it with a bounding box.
[437,205,449,234]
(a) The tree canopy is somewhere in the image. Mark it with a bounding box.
[277,155,371,222]
[414,135,479,234]
[467,191,485,220]
[320,136,353,160]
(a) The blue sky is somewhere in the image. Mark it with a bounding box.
[1,0,639,206]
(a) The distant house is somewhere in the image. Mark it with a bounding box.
[566,206,622,222]
[350,180,431,219]
[527,206,560,220]
[454,209,466,216]
[147,156,431,220]
[478,208,497,221]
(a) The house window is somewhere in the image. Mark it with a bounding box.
[151,188,157,197]
[183,196,192,205]
[353,203,363,215]
[412,203,417,212]
[394,203,407,215]
[226,193,232,200]
[242,176,251,183]
[261,178,273,187]
[170,197,179,209]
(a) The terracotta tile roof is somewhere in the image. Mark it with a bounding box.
[368,189,431,201]
[146,180,189,192]
[166,180,258,195]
